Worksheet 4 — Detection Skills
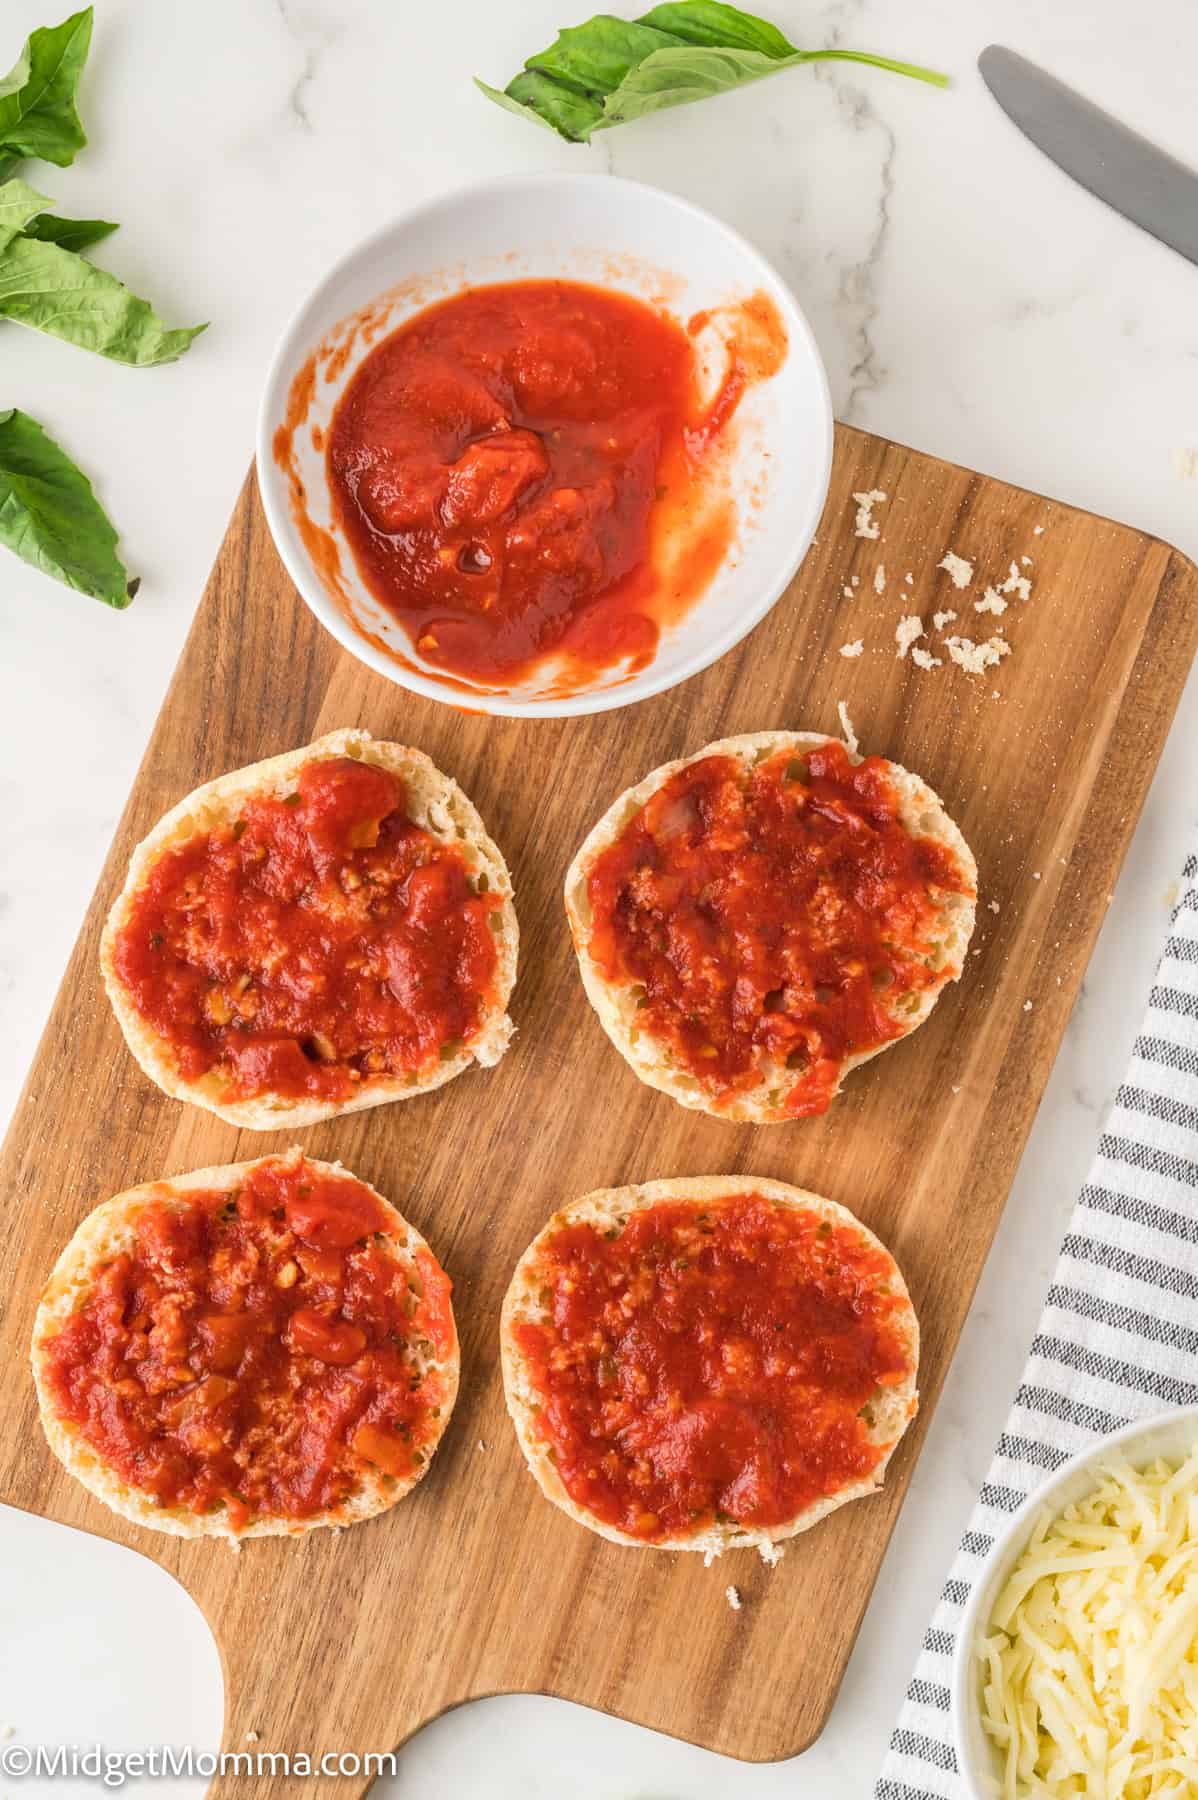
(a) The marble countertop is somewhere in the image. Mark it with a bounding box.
[2,0,1196,1792]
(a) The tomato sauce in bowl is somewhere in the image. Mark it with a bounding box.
[260,175,832,717]
[324,279,784,690]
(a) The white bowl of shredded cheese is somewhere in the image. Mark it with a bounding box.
[952,1406,1198,1799]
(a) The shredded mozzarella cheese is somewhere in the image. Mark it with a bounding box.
[978,1452,1198,1797]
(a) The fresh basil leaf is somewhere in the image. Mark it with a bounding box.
[0,8,92,172]
[604,43,799,120]
[605,42,946,124]
[22,209,117,253]
[0,235,205,365]
[0,176,52,249]
[492,71,607,141]
[636,2,793,58]
[474,79,560,136]
[478,4,946,141]
[0,407,133,607]
[525,17,684,96]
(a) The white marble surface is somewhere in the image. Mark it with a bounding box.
[2,0,1196,1792]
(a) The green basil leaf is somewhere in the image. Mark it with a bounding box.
[636,3,794,57]
[604,43,946,124]
[479,72,606,142]
[603,42,801,120]
[0,176,52,249]
[0,407,133,607]
[0,8,92,172]
[478,4,946,141]
[473,79,560,136]
[22,209,117,253]
[0,235,205,365]
[525,17,684,96]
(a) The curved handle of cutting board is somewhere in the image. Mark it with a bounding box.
[207,1624,383,1800]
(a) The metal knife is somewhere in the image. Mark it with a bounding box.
[978,45,1198,268]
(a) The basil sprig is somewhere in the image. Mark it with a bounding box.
[0,9,207,610]
[0,407,135,607]
[478,1,947,141]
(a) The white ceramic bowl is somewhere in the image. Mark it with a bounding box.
[952,1403,1198,1797]
[255,172,832,718]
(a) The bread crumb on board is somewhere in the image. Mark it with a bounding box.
[826,517,1043,682]
[837,700,859,755]
[944,634,1010,675]
[938,551,974,589]
[759,1540,785,1567]
[245,1730,260,1744]
[1033,524,1045,534]
[853,489,886,540]
[1023,1000,1034,1012]
[1000,561,1032,602]
[989,899,1000,914]
[895,615,924,658]
[725,1584,742,1612]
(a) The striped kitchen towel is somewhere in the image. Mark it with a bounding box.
[876,852,1198,1799]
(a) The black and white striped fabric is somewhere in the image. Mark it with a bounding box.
[876,853,1198,1799]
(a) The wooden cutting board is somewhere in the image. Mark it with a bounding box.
[2,424,1195,1795]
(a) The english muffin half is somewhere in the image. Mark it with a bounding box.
[501,1176,919,1559]
[102,727,517,1129]
[565,730,975,1122]
[32,1149,459,1542]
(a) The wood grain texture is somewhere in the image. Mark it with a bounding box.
[2,424,1196,1793]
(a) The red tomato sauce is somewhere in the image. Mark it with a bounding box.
[39,1157,455,1526]
[326,280,779,689]
[585,741,973,1116]
[514,1194,914,1541]
[111,756,502,1104]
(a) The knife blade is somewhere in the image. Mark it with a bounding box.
[978,45,1198,268]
